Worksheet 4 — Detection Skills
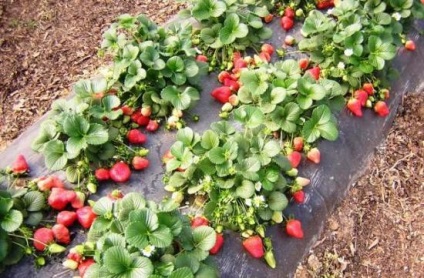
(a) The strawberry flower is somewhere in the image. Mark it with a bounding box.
[142,245,155,257]
[344,48,353,57]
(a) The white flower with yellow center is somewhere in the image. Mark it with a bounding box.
[142,245,155,257]
[344,48,353,57]
[337,62,345,70]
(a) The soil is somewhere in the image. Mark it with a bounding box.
[0,1,423,277]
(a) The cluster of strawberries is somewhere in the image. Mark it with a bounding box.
[347,83,390,117]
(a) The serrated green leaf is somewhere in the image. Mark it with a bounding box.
[85,124,109,145]
[1,209,23,232]
[149,225,173,248]
[236,180,255,199]
[125,221,149,249]
[268,192,288,211]
[129,209,159,231]
[169,267,194,278]
[208,147,226,164]
[93,197,114,216]
[192,226,216,251]
[201,130,219,150]
[23,191,45,212]
[103,246,132,274]
[44,140,68,171]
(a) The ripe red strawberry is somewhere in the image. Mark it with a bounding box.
[362,83,374,95]
[234,58,248,70]
[374,101,390,117]
[259,52,271,63]
[196,55,208,62]
[286,219,304,239]
[354,89,368,107]
[107,189,124,200]
[284,35,295,46]
[146,119,159,132]
[307,66,320,80]
[141,106,152,117]
[191,216,209,228]
[210,233,224,255]
[132,156,149,170]
[293,191,305,204]
[57,211,77,227]
[12,154,29,174]
[284,7,295,19]
[48,188,76,210]
[95,168,110,181]
[280,16,294,31]
[316,0,335,9]
[347,98,363,117]
[131,110,150,126]
[224,79,240,92]
[261,43,274,56]
[307,148,321,164]
[293,137,304,152]
[298,58,309,70]
[78,258,95,277]
[52,176,65,188]
[264,14,273,23]
[405,40,416,51]
[71,191,85,209]
[109,162,131,183]
[287,151,302,168]
[211,86,233,104]
[33,227,54,251]
[218,71,231,83]
[121,105,134,116]
[242,235,264,258]
[127,129,147,145]
[76,206,97,229]
[52,224,71,245]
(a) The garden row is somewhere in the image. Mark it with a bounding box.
[0,0,422,277]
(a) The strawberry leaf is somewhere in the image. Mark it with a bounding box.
[1,209,23,232]
[169,267,194,278]
[192,226,216,251]
[268,192,288,211]
[23,191,45,212]
[103,246,132,274]
[93,197,114,216]
[44,140,68,171]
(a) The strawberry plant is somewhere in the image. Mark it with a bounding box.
[65,193,219,277]
[180,0,274,70]
[100,14,207,120]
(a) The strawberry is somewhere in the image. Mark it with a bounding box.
[71,191,85,209]
[293,137,304,152]
[52,176,65,188]
[258,52,271,63]
[52,224,71,245]
[131,110,150,126]
[67,246,83,263]
[284,35,295,46]
[280,16,294,31]
[354,89,368,107]
[298,58,309,70]
[286,219,304,239]
[287,151,302,168]
[296,177,311,187]
[78,258,95,277]
[242,235,264,258]
[121,105,134,116]
[162,150,174,164]
[234,58,248,70]
[191,216,209,228]
[284,7,295,19]
[405,40,416,51]
[374,101,390,117]
[76,206,97,229]
[211,86,233,104]
[218,71,231,83]
[307,148,321,164]
[224,79,240,92]
[293,191,305,204]
[196,55,208,62]
[261,43,274,56]
[146,119,159,132]
[210,233,224,255]
[362,83,374,95]
[107,189,124,200]
[263,14,273,23]
[381,88,390,100]
[347,98,363,117]
[316,0,335,9]
[33,227,54,251]
[95,168,110,181]
[141,106,152,117]
[12,154,29,174]
[228,94,239,106]
[63,259,79,270]
[48,188,76,210]
[57,211,77,227]
[37,176,55,191]
[127,129,147,145]
[307,66,320,80]
[110,161,131,183]
[132,156,149,170]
